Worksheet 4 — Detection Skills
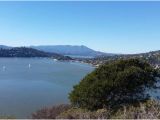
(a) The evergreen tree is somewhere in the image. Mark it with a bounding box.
[69,59,160,110]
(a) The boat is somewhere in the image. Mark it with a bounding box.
[28,64,31,68]
[2,66,6,71]
[53,59,58,62]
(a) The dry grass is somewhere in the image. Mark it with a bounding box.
[32,99,160,119]
[112,99,160,119]
[56,107,110,119]
[32,104,71,119]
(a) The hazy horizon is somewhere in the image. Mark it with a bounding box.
[0,1,160,54]
[1,44,159,55]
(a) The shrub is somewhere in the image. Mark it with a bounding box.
[111,99,160,119]
[0,115,16,119]
[56,99,160,119]
[69,59,160,110]
[32,104,71,119]
[56,107,110,119]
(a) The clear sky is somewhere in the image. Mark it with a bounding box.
[0,1,160,54]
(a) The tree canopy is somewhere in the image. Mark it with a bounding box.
[69,59,160,110]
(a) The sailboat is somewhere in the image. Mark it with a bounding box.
[53,59,58,62]
[2,66,6,71]
[28,64,31,68]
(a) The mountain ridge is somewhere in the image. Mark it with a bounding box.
[0,47,71,60]
[30,45,113,57]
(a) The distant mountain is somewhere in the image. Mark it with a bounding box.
[0,45,12,49]
[31,45,113,57]
[0,47,71,60]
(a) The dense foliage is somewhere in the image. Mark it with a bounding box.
[69,59,160,110]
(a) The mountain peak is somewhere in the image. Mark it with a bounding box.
[0,45,112,57]
[31,45,107,57]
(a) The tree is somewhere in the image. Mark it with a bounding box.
[69,59,160,110]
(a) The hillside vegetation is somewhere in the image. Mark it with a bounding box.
[83,50,160,67]
[0,47,71,60]
[69,59,160,110]
[32,59,160,119]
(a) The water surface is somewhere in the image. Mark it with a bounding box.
[0,58,93,118]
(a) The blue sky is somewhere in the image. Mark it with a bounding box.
[0,1,160,54]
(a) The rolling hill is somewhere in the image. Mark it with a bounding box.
[0,47,71,60]
[31,45,113,57]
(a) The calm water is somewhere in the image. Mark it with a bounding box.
[0,58,94,118]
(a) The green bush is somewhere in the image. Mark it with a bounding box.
[69,59,160,110]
